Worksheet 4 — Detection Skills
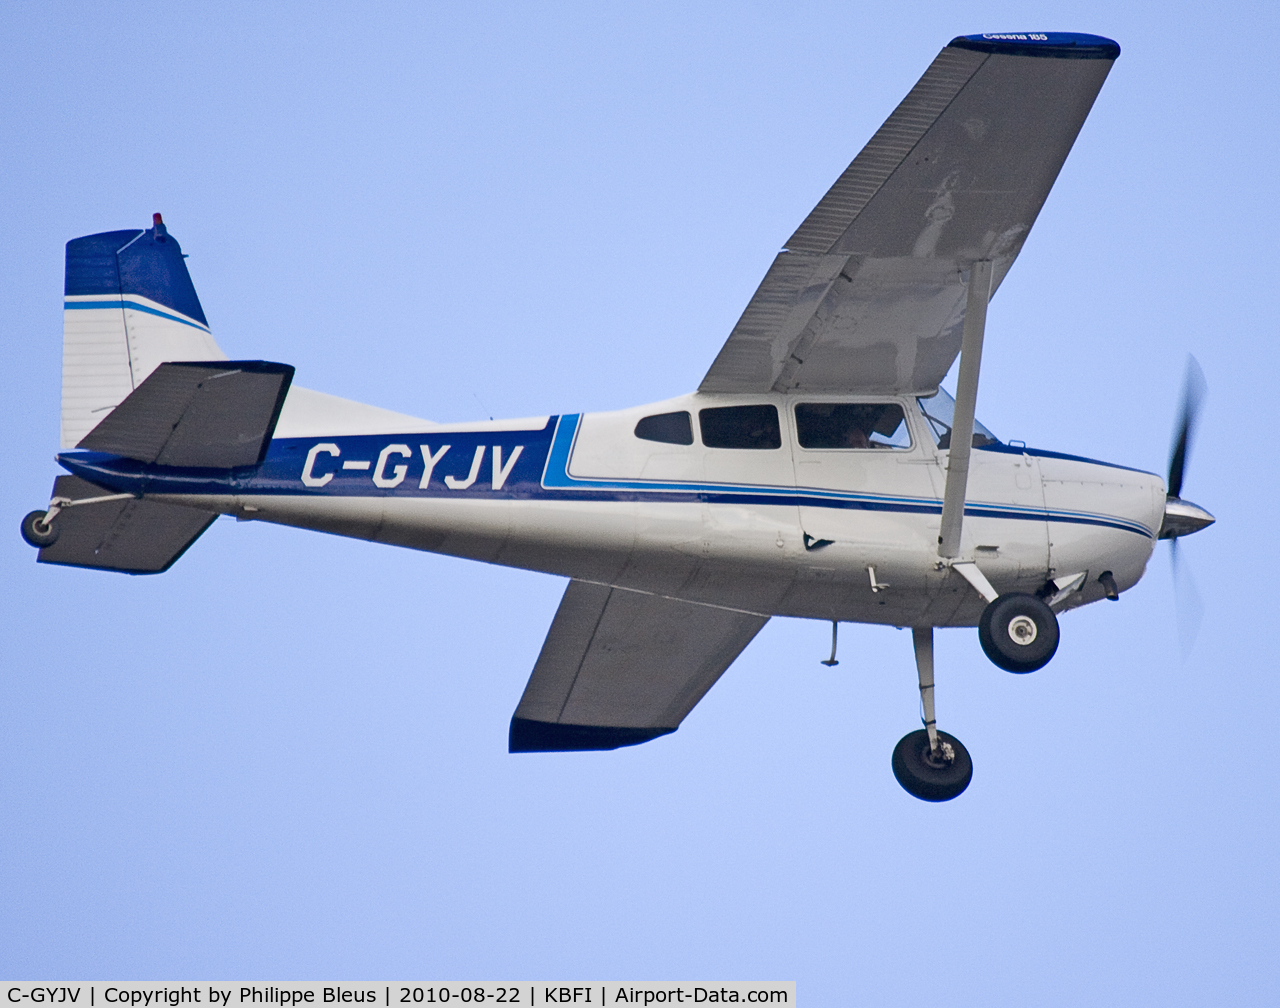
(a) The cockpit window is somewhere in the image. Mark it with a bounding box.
[635,411,693,445]
[699,404,781,449]
[917,389,1000,448]
[795,402,912,450]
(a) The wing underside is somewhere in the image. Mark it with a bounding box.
[510,580,768,752]
[700,33,1119,396]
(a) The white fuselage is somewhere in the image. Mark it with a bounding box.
[144,391,1164,628]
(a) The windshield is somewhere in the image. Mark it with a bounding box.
[916,389,1001,448]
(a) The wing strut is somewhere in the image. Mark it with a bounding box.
[937,260,992,560]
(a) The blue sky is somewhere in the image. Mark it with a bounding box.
[2,2,1277,1002]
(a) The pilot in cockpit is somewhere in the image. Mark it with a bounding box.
[795,402,909,450]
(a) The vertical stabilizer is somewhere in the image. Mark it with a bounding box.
[61,215,226,448]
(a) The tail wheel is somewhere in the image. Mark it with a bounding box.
[892,729,972,802]
[20,510,59,548]
[978,592,1059,673]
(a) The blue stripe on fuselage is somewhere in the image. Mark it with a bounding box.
[975,441,1160,478]
[539,414,1153,538]
[54,413,1154,539]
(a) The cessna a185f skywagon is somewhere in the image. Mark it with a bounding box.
[22,32,1214,801]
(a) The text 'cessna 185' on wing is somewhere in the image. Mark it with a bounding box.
[23,31,1214,801]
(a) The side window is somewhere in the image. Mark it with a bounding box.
[699,404,781,449]
[795,402,912,449]
[634,411,694,445]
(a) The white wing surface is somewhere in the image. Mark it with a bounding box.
[700,33,1120,396]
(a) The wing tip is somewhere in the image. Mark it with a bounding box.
[508,717,676,753]
[948,32,1120,60]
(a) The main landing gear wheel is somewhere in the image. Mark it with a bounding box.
[892,729,972,802]
[20,510,59,548]
[978,592,1059,673]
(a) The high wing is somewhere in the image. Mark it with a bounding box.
[510,581,768,752]
[700,33,1120,396]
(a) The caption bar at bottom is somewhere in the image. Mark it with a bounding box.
[2,985,794,1006]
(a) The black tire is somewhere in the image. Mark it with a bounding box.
[978,592,1059,673]
[891,729,972,802]
[20,510,59,548]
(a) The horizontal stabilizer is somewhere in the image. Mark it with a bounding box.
[79,360,294,468]
[37,476,216,575]
[510,580,768,752]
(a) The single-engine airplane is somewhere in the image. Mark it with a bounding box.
[22,32,1215,801]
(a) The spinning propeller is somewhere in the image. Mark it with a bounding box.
[1159,356,1214,650]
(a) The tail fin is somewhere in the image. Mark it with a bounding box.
[61,214,226,448]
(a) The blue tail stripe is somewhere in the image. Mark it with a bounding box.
[64,297,211,333]
[65,224,209,327]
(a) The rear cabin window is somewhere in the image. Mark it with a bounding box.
[634,411,694,445]
[699,404,781,449]
[795,402,912,450]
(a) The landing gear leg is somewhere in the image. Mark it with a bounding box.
[914,627,941,752]
[892,626,973,802]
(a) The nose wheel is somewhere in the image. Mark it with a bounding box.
[893,626,972,802]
